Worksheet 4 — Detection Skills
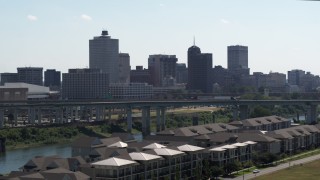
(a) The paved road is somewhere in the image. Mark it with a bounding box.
[223,153,320,180]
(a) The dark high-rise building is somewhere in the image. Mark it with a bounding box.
[288,69,305,86]
[187,45,212,93]
[44,69,61,90]
[130,66,150,84]
[227,45,248,70]
[0,73,18,85]
[89,30,119,83]
[62,69,109,99]
[118,53,131,83]
[148,54,177,87]
[176,63,188,84]
[17,67,43,86]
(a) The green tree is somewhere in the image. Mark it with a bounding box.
[224,161,241,175]
[211,166,223,179]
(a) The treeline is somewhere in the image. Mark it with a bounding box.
[0,125,107,148]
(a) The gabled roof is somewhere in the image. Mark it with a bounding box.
[108,141,128,148]
[177,144,205,152]
[209,147,226,152]
[129,152,162,161]
[153,148,185,156]
[143,143,166,149]
[92,157,137,167]
[243,141,257,145]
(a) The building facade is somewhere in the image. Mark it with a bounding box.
[17,67,43,86]
[109,83,153,100]
[130,66,151,84]
[187,45,212,93]
[0,73,18,85]
[44,69,61,90]
[119,53,131,83]
[62,69,109,99]
[176,63,188,84]
[148,55,177,87]
[227,45,248,70]
[89,30,119,83]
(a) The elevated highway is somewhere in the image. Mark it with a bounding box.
[0,99,319,135]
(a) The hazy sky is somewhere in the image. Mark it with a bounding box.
[1,0,320,75]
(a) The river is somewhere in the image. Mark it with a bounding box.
[0,143,71,174]
[0,133,143,174]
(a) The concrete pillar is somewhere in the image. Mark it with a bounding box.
[108,108,112,121]
[232,105,238,120]
[37,108,42,125]
[156,108,161,132]
[89,107,93,120]
[95,106,100,121]
[14,108,18,126]
[306,105,317,124]
[239,105,249,120]
[127,107,132,133]
[75,106,79,120]
[28,107,36,124]
[142,107,151,136]
[161,107,166,131]
[0,109,4,128]
[58,107,64,124]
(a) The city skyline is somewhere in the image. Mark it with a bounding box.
[1,0,320,74]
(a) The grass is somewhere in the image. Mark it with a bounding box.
[253,160,320,180]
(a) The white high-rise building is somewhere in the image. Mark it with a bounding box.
[89,30,119,83]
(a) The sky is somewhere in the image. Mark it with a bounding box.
[0,0,320,75]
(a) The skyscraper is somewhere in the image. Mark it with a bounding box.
[227,45,248,70]
[287,69,305,86]
[118,53,131,83]
[62,69,109,99]
[44,69,61,90]
[89,30,119,83]
[187,45,212,93]
[0,73,18,85]
[148,54,177,87]
[17,67,43,86]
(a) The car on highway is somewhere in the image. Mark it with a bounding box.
[253,169,260,173]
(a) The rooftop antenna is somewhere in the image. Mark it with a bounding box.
[193,36,195,46]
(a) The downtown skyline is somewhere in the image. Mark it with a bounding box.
[1,0,320,74]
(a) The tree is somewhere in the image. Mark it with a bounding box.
[250,106,272,118]
[224,161,241,175]
[211,166,223,179]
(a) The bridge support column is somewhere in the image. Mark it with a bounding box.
[13,108,17,126]
[74,106,79,120]
[108,108,112,121]
[95,106,100,121]
[127,107,132,133]
[156,108,161,132]
[56,107,64,124]
[306,105,317,124]
[161,107,166,131]
[232,106,238,120]
[28,107,36,124]
[239,105,249,120]
[0,109,4,128]
[142,107,150,136]
[37,108,42,125]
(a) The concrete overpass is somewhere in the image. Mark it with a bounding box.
[0,99,319,135]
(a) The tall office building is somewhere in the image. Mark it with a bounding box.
[0,73,18,85]
[130,66,151,84]
[227,45,248,70]
[148,54,177,87]
[89,30,119,83]
[287,69,305,86]
[187,45,212,93]
[17,67,43,86]
[62,69,109,99]
[44,69,61,90]
[176,63,188,84]
[118,53,131,83]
